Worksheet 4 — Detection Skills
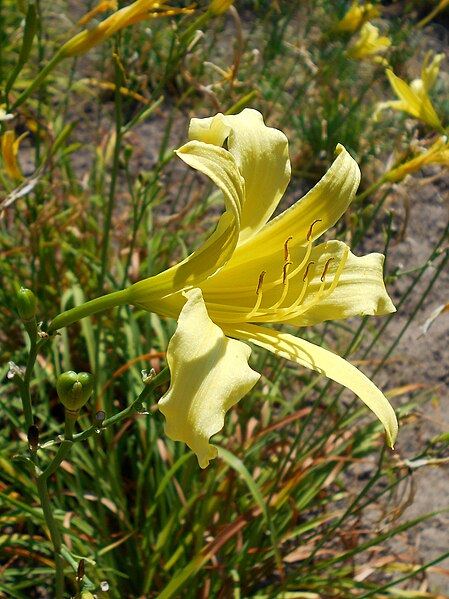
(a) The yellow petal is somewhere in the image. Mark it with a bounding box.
[334,1,380,32]
[420,51,444,93]
[229,324,398,448]
[385,70,443,131]
[201,144,360,289]
[347,23,391,60]
[386,136,449,181]
[158,289,260,468]
[1,130,24,181]
[129,141,244,307]
[189,109,291,243]
[285,240,396,326]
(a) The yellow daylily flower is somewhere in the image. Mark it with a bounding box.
[346,22,391,63]
[385,136,449,182]
[77,0,118,28]
[61,0,190,58]
[50,109,398,468]
[12,0,192,110]
[334,1,380,32]
[377,52,445,131]
[1,130,26,181]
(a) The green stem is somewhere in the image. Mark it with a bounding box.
[48,287,133,331]
[354,176,387,204]
[36,475,64,598]
[179,10,213,45]
[73,367,170,443]
[20,335,48,430]
[11,50,64,110]
[60,546,95,590]
[40,417,76,480]
[98,51,123,293]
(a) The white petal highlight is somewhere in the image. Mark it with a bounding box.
[158,289,260,468]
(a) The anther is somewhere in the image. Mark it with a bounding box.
[282,261,293,284]
[256,271,266,295]
[283,236,293,261]
[303,261,315,281]
[247,271,266,320]
[307,219,322,241]
[321,258,334,281]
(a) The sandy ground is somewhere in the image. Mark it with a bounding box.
[375,175,449,593]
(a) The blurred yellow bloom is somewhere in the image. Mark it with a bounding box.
[346,22,391,62]
[1,130,26,181]
[335,1,380,32]
[77,0,118,28]
[385,136,449,182]
[377,52,444,131]
[51,110,398,468]
[209,0,234,15]
[61,0,189,57]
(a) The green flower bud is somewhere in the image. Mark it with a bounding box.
[124,144,134,162]
[56,371,95,412]
[16,287,37,321]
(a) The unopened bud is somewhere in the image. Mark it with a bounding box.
[16,287,37,321]
[56,371,95,412]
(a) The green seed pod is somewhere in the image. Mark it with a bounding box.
[56,371,95,412]
[16,287,37,321]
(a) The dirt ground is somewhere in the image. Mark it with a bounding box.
[375,174,449,593]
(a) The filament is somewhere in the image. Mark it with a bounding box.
[208,221,348,325]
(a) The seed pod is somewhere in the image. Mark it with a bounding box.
[56,371,95,412]
[16,287,37,321]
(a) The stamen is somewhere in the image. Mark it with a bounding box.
[303,261,315,281]
[320,258,334,281]
[282,261,293,284]
[282,246,350,322]
[284,219,321,282]
[246,271,266,320]
[284,236,293,262]
[285,262,314,314]
[256,271,266,295]
[271,261,293,310]
[214,247,349,323]
[321,246,349,298]
[307,219,322,241]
